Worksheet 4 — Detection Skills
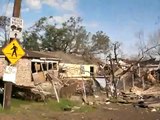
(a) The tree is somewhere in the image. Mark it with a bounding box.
[23,31,40,51]
[135,31,147,57]
[105,41,122,98]
[22,16,111,61]
[147,29,160,57]
[62,17,89,53]
[135,30,160,59]
[22,16,90,53]
[0,16,9,46]
[22,17,50,51]
[90,31,110,54]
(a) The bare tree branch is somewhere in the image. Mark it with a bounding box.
[117,43,160,76]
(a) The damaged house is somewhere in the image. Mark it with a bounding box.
[139,58,160,83]
[29,51,102,98]
[0,49,103,100]
[37,51,100,80]
[0,48,60,87]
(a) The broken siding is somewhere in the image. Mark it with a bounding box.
[59,63,98,78]
[43,60,59,78]
[31,59,59,77]
[81,65,98,76]
[31,59,59,85]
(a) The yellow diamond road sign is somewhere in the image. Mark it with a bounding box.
[2,39,25,65]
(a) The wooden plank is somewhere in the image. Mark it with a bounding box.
[32,72,46,85]
[132,73,135,87]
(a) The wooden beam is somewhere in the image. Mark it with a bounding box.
[3,0,22,110]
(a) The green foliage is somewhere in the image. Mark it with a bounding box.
[46,98,77,111]
[0,98,31,114]
[45,99,95,112]
[23,31,40,50]
[11,98,31,107]
[0,98,95,115]
[22,16,111,57]
[90,31,110,54]
[62,17,89,53]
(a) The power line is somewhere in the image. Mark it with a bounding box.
[0,0,12,16]
[4,0,12,16]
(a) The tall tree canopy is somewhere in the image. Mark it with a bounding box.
[22,16,111,58]
[90,31,110,54]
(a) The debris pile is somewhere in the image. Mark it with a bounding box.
[109,85,160,111]
[9,55,160,113]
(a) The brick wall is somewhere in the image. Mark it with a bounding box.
[16,58,34,86]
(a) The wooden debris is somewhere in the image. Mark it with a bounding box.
[133,101,148,108]
[12,85,51,101]
[46,73,60,102]
[32,72,46,85]
[130,86,144,96]
[148,103,160,108]
[60,82,78,98]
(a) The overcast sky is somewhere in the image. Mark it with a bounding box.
[1,0,160,56]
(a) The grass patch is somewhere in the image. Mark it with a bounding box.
[109,97,118,103]
[77,105,95,112]
[11,98,31,107]
[46,98,95,112]
[46,98,77,111]
[0,98,33,114]
[0,98,95,114]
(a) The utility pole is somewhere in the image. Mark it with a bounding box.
[13,0,21,17]
[3,0,22,109]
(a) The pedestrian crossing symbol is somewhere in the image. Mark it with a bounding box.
[2,39,25,65]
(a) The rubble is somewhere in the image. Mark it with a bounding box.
[130,86,144,96]
[12,85,51,102]
[115,84,160,110]
[5,53,160,112]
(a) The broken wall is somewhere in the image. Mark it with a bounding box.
[59,63,98,79]
[16,58,33,86]
[0,57,7,79]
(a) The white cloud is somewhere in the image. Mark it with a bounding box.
[42,0,59,8]
[43,0,77,11]
[55,14,77,23]
[23,13,77,29]
[25,0,41,10]
[47,14,78,28]
[25,0,77,11]
[61,0,77,11]
[53,16,66,23]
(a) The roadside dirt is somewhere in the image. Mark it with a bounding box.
[0,103,160,120]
